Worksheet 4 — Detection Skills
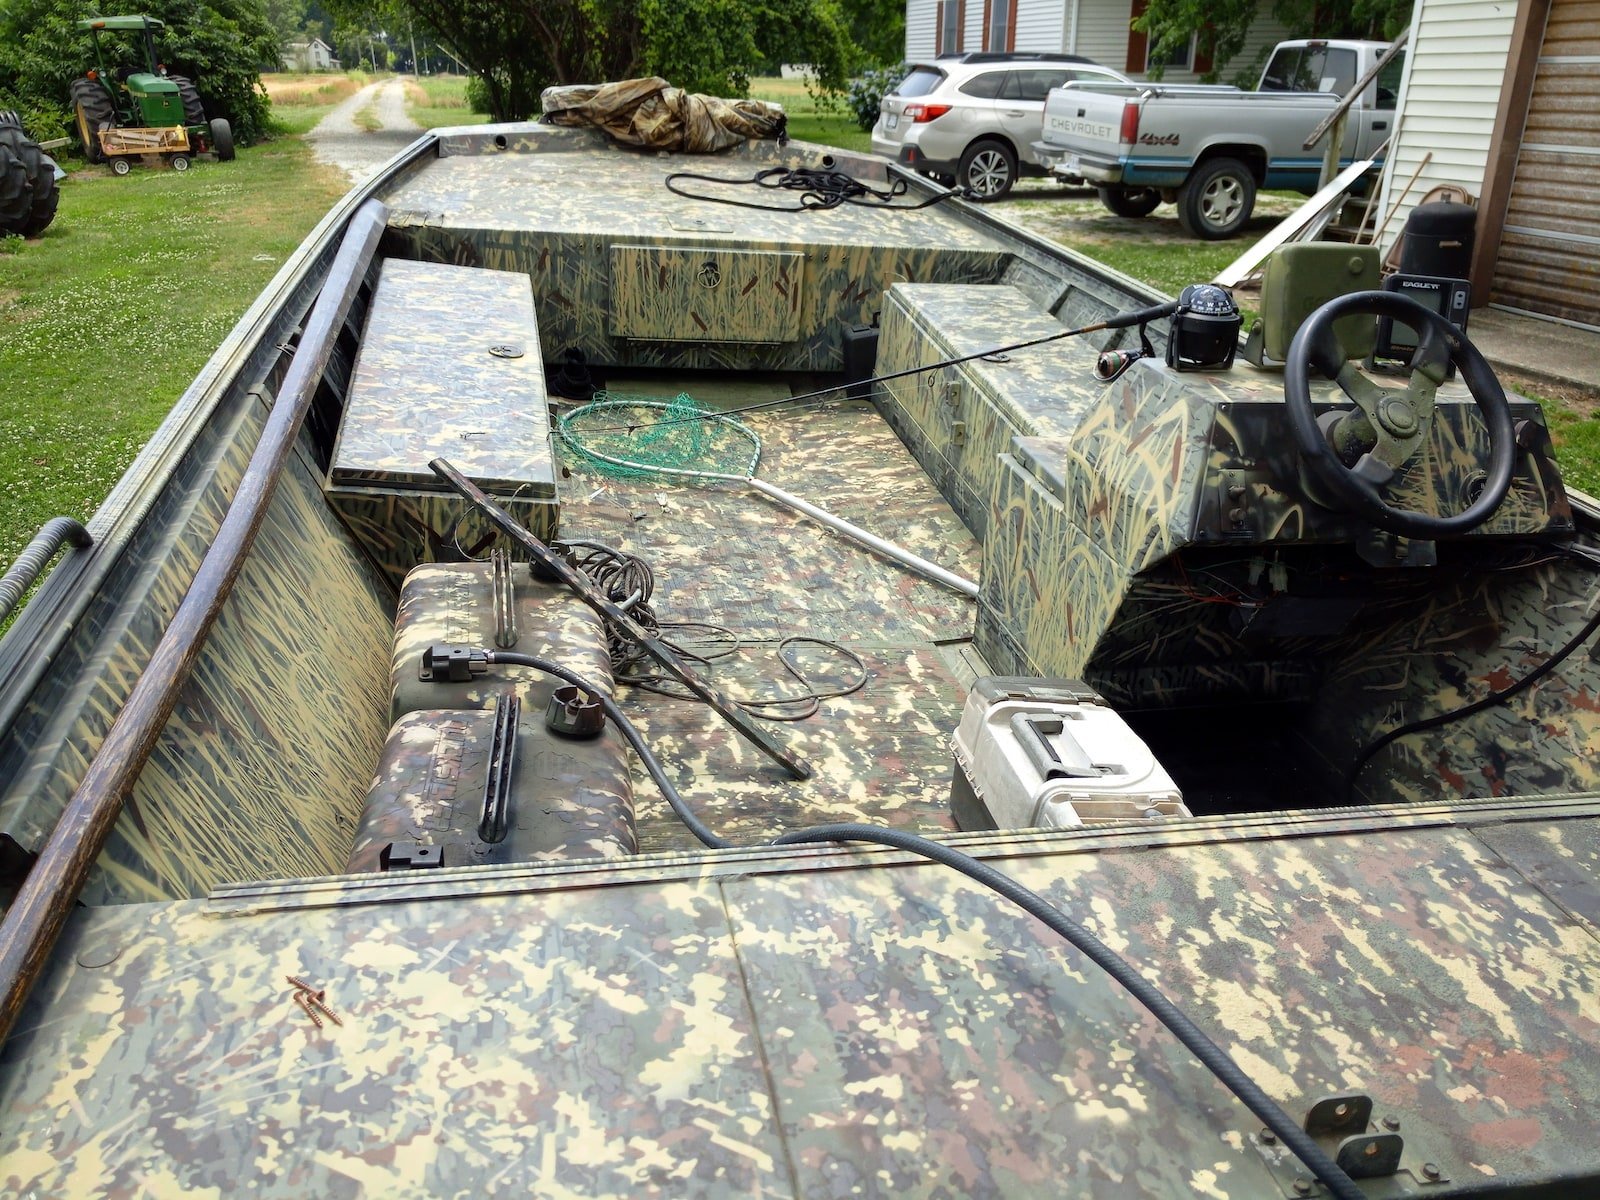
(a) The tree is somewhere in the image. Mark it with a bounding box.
[1135,0,1412,83]
[375,0,859,122]
[839,0,904,68]
[0,0,281,143]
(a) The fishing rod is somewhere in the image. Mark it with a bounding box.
[567,297,1184,435]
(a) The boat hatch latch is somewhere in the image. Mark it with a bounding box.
[421,644,488,683]
[379,842,444,871]
[1250,1091,1450,1193]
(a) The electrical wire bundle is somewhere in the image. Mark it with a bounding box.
[666,165,970,212]
[553,536,868,722]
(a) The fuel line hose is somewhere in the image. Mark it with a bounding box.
[478,647,1366,1200]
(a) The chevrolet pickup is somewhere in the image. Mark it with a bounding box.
[1034,39,1403,238]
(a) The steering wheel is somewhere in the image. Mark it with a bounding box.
[1283,290,1516,539]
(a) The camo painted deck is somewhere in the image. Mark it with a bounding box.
[3,804,1597,1195]
[379,127,1015,372]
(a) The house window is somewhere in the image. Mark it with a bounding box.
[1147,33,1195,72]
[979,0,1017,51]
[937,2,961,55]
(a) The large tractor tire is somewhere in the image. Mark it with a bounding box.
[70,77,115,164]
[0,110,23,131]
[0,146,31,230]
[168,75,207,126]
[209,117,235,162]
[0,127,59,237]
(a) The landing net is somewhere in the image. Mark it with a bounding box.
[558,392,761,482]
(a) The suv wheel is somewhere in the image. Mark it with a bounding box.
[1178,157,1256,239]
[958,139,1017,201]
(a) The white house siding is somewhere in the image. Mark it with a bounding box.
[905,0,1293,78]
[1374,0,1518,257]
[906,0,938,60]
[1072,1,1134,69]
[1016,0,1070,52]
[914,0,939,58]
[1070,0,1292,80]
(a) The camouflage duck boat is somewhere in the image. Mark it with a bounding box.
[0,99,1596,1197]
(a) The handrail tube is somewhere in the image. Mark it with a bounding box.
[0,519,93,627]
[0,199,390,1048]
[1302,30,1409,150]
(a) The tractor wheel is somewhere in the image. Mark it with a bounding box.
[0,110,22,132]
[0,146,31,233]
[70,78,115,164]
[168,76,206,126]
[0,127,57,238]
[209,117,235,162]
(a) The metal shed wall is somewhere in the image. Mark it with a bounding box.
[1490,0,1600,329]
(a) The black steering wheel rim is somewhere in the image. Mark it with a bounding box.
[1283,290,1517,539]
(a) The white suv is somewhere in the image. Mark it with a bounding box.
[870,54,1131,199]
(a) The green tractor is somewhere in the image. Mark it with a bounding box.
[68,14,235,173]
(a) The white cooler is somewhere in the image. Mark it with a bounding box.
[950,677,1188,831]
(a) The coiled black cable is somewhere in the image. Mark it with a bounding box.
[475,649,1364,1198]
[666,165,971,212]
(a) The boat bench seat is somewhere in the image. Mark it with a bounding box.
[873,282,1110,538]
[323,257,561,588]
[345,559,636,872]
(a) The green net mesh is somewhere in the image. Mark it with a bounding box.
[558,391,763,480]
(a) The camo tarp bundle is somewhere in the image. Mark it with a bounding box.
[540,77,786,152]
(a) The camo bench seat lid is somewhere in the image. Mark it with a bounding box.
[328,258,556,497]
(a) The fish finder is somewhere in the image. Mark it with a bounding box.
[1367,273,1472,377]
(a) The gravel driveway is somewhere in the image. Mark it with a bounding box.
[307,77,422,186]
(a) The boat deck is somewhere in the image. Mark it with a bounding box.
[555,380,981,850]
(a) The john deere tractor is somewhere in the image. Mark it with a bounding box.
[69,15,235,173]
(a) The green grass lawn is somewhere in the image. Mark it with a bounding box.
[748,76,871,153]
[0,138,348,567]
[404,75,490,131]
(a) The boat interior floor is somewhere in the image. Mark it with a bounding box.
[555,376,982,851]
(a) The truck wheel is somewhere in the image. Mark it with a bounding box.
[169,76,207,126]
[209,118,235,162]
[1178,157,1256,239]
[1097,186,1161,218]
[959,139,1017,201]
[70,78,115,164]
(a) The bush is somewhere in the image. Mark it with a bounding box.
[846,62,907,132]
[464,73,494,116]
[0,0,279,149]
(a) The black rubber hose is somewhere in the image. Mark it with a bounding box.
[485,650,733,849]
[1346,602,1600,798]
[479,650,1363,1198]
[771,823,1365,1200]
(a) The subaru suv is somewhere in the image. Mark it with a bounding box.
[871,54,1131,199]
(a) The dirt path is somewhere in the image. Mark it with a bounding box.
[307,77,422,186]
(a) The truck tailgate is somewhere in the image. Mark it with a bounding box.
[1041,86,1128,156]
